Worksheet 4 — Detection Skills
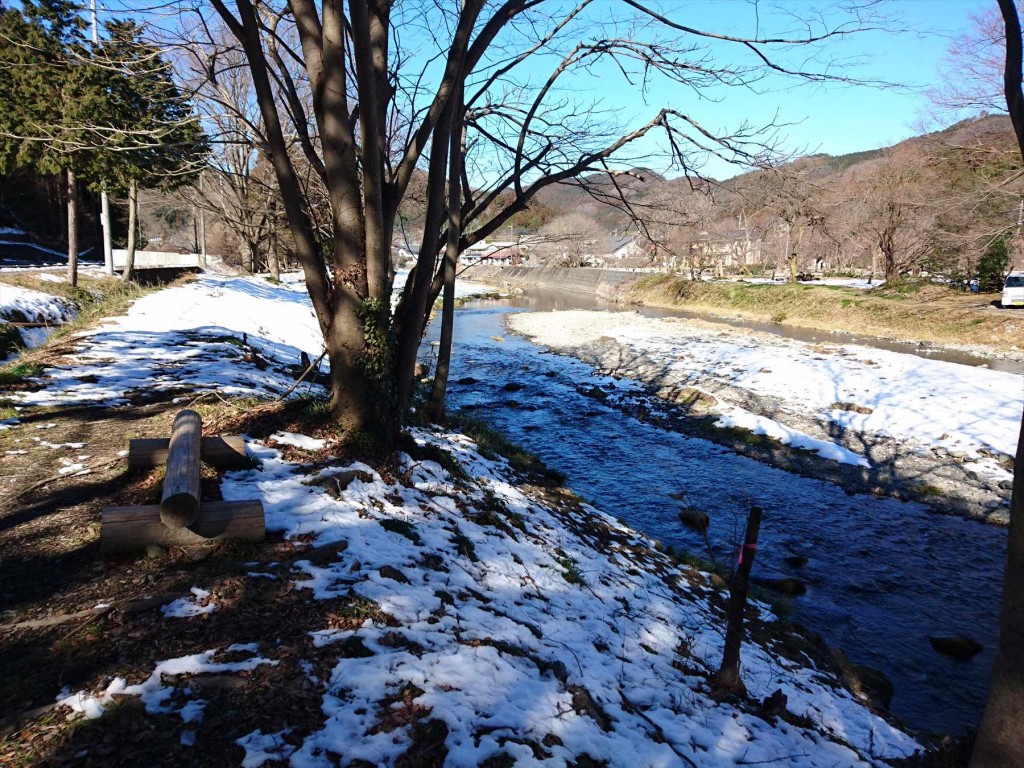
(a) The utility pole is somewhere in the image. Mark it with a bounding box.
[91,0,113,276]
[198,173,207,267]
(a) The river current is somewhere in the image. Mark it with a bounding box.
[423,287,1008,736]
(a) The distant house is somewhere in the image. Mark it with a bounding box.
[609,234,645,260]
[691,228,762,267]
[459,240,529,267]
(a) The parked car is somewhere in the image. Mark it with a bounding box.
[1002,272,1024,308]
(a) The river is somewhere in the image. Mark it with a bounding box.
[423,286,1009,737]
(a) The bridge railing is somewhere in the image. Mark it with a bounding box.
[111,250,201,269]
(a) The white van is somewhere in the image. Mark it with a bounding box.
[1003,273,1024,308]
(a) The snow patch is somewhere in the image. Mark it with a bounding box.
[269,431,326,451]
[161,587,218,619]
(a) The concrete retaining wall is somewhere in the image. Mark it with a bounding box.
[465,265,645,302]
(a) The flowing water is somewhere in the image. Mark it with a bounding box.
[424,288,1009,736]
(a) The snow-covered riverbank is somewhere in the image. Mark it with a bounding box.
[3,275,923,765]
[0,282,77,359]
[508,309,1022,523]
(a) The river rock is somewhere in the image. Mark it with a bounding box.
[457,376,479,385]
[503,382,523,392]
[677,507,709,534]
[579,386,608,400]
[831,649,894,710]
[379,565,411,584]
[929,634,983,660]
[783,554,809,569]
[755,577,807,596]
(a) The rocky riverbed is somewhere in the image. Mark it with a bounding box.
[507,310,1020,524]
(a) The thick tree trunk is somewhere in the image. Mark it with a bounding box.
[122,179,138,282]
[246,240,259,274]
[972,3,1024,765]
[269,239,280,280]
[325,300,387,439]
[66,169,78,288]
[972,412,1024,767]
[427,84,464,423]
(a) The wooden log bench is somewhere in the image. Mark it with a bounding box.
[101,409,264,554]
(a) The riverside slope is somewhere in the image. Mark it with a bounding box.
[0,274,920,766]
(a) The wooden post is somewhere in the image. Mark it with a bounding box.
[714,505,763,696]
[160,410,202,528]
[101,500,265,554]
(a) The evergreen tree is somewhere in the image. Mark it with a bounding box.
[978,233,1012,293]
[0,0,89,285]
[78,20,207,280]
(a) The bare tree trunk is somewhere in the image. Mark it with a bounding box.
[972,413,1024,767]
[395,101,454,412]
[427,83,464,423]
[122,179,138,282]
[246,240,258,274]
[714,506,762,696]
[971,2,1024,764]
[788,226,802,283]
[269,238,280,280]
[66,168,78,288]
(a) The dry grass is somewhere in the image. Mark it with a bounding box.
[628,275,1024,352]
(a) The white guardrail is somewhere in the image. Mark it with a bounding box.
[111,250,202,269]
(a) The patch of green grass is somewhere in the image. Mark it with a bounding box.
[452,529,478,562]
[398,431,470,482]
[0,361,44,386]
[337,594,386,622]
[0,397,17,420]
[202,333,249,349]
[555,555,588,586]
[449,412,566,487]
[770,311,787,323]
[915,483,945,498]
[295,392,332,422]
[0,324,24,359]
[379,517,423,545]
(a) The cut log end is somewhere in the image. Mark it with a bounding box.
[160,493,201,529]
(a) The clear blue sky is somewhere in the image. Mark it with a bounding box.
[109,0,992,183]
[568,0,989,179]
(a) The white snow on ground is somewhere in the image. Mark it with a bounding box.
[237,729,297,767]
[0,282,77,359]
[0,283,75,324]
[12,276,326,407]
[161,587,219,618]
[723,278,884,290]
[33,274,920,765]
[509,310,1023,466]
[270,431,326,451]
[58,645,277,722]
[715,405,870,467]
[232,431,918,765]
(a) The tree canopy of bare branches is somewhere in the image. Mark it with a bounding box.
[169,0,886,440]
